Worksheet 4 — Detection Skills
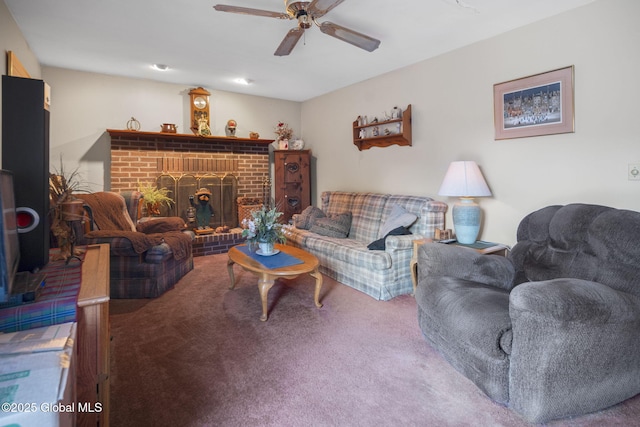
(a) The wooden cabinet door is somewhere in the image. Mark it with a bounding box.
[274,150,311,222]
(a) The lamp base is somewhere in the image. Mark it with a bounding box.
[452,198,481,244]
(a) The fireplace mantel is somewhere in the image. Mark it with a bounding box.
[107,129,274,147]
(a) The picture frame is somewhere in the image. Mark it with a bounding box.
[493,65,574,140]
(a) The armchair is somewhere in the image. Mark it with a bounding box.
[75,191,194,298]
[415,204,640,423]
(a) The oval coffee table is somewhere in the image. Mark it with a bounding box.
[227,243,323,321]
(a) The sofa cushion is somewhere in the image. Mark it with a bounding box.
[367,226,412,250]
[388,195,447,237]
[309,212,352,238]
[379,204,418,238]
[321,191,356,217]
[293,206,326,230]
[305,235,392,270]
[349,193,390,242]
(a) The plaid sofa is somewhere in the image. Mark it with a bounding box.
[287,191,447,300]
[76,191,194,298]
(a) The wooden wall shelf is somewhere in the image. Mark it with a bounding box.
[352,104,412,151]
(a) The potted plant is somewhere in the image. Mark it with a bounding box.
[138,182,174,216]
[241,206,287,255]
[49,157,91,261]
[274,121,293,150]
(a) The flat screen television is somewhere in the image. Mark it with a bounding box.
[0,170,20,303]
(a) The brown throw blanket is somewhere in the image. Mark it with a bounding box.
[77,193,136,231]
[78,193,191,260]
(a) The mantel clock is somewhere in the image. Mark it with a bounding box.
[188,87,211,135]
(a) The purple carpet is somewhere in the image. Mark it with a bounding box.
[109,253,640,426]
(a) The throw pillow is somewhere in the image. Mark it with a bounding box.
[294,206,326,230]
[367,226,412,250]
[309,212,352,238]
[136,217,187,234]
[379,204,418,237]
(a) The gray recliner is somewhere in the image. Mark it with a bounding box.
[415,204,640,423]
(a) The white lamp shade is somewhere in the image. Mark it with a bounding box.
[438,161,491,197]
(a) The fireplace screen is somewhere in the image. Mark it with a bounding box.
[155,174,238,229]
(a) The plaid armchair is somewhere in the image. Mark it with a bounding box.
[75,191,194,298]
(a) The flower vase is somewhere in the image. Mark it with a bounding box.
[258,241,275,255]
[278,138,289,150]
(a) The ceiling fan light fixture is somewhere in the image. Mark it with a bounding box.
[297,12,312,29]
[285,1,310,17]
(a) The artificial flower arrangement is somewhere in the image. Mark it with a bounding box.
[241,206,288,251]
[274,121,294,141]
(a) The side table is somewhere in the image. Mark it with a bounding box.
[410,239,509,294]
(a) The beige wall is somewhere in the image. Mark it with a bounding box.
[0,0,42,161]
[41,67,302,193]
[301,0,640,245]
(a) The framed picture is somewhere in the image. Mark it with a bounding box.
[493,66,574,140]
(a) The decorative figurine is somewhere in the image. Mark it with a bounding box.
[249,131,260,139]
[189,188,214,234]
[290,139,305,150]
[225,119,237,137]
[186,204,196,226]
[197,116,211,136]
[126,117,140,131]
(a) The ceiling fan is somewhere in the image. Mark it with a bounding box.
[213,0,381,56]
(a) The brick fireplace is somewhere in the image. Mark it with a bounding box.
[107,129,273,256]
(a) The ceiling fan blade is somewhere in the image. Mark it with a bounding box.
[213,5,290,19]
[307,0,345,18]
[319,21,380,52]
[274,28,304,56]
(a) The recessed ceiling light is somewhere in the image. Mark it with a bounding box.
[234,78,253,85]
[152,64,169,71]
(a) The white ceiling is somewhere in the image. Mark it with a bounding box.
[5,0,594,102]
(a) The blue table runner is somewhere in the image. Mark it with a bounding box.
[236,245,304,269]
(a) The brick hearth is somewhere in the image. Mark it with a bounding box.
[191,229,245,257]
[107,130,273,256]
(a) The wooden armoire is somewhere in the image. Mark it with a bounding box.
[273,150,311,223]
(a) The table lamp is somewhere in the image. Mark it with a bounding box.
[438,161,491,244]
